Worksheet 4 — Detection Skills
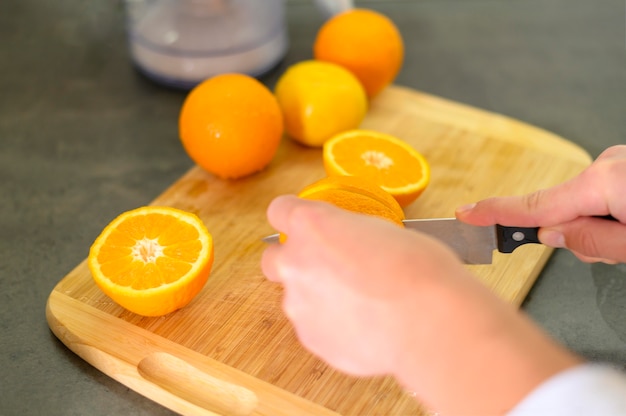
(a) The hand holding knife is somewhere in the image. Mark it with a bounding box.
[263,215,618,265]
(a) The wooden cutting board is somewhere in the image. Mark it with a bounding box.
[47,85,592,416]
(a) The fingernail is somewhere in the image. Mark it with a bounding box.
[540,229,565,248]
[455,203,476,215]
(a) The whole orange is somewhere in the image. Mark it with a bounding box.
[179,73,283,179]
[313,9,404,98]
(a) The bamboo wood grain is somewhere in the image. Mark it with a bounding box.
[138,353,258,416]
[46,290,340,416]
[47,85,592,415]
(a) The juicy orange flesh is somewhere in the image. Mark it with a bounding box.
[95,213,201,290]
[329,135,425,188]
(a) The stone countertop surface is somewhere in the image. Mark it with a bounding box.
[1,0,624,415]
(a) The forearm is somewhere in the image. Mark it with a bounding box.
[393,272,581,415]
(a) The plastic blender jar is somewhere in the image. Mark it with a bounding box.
[124,0,289,89]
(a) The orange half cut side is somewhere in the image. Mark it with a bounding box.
[88,206,214,317]
[323,129,431,207]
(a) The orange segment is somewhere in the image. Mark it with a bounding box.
[88,206,214,317]
[323,129,430,207]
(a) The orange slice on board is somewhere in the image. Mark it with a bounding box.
[88,206,214,317]
[323,129,430,207]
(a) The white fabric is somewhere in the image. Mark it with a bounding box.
[509,364,626,415]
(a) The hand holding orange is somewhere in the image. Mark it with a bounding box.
[87,9,418,316]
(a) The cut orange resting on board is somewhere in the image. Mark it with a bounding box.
[323,129,430,207]
[88,206,214,317]
[314,8,404,98]
[298,176,405,226]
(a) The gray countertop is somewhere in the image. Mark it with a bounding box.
[1,0,624,415]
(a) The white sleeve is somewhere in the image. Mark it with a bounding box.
[508,364,626,415]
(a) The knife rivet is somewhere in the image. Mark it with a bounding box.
[512,231,525,241]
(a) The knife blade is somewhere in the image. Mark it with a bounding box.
[401,218,540,264]
[261,218,541,264]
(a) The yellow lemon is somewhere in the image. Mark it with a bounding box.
[274,60,367,147]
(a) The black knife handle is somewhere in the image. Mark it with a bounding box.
[496,226,540,253]
[496,215,619,254]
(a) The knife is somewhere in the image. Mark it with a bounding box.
[261,218,541,264]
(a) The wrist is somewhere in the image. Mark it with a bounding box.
[390,271,581,415]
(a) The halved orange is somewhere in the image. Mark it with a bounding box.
[88,206,214,317]
[323,129,430,207]
[298,175,405,226]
